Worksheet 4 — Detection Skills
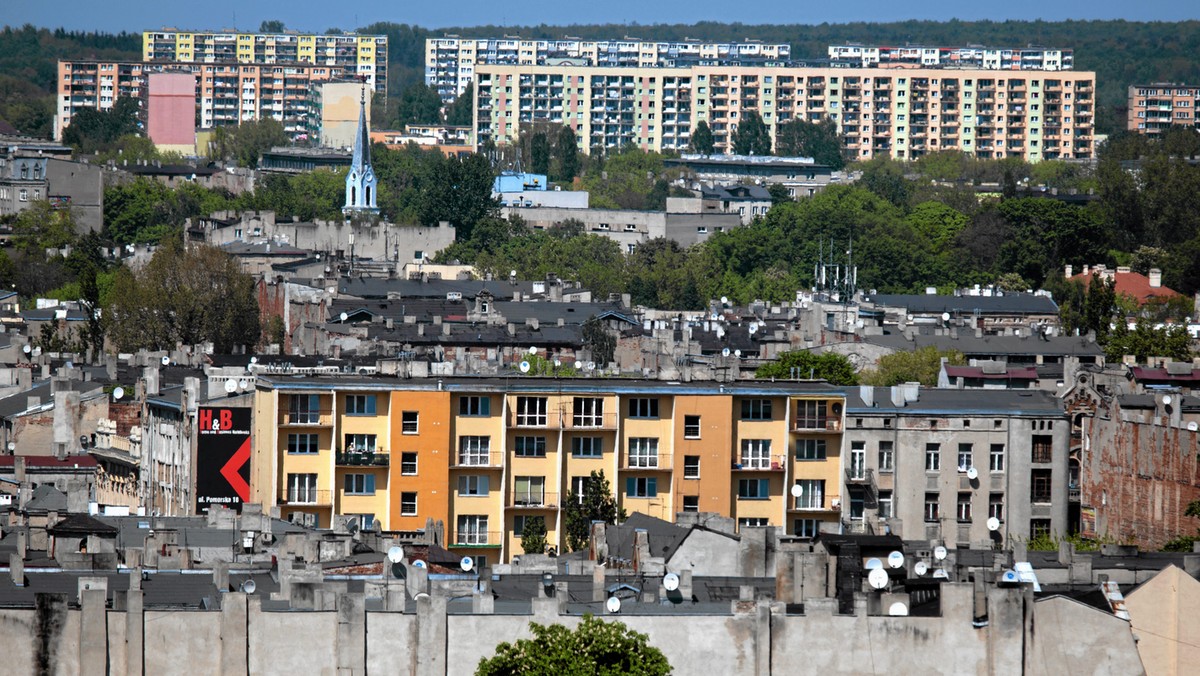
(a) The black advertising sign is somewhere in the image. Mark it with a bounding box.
[195,407,251,513]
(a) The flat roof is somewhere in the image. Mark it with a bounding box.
[256,375,847,396]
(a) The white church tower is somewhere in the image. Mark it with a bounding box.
[343,85,378,216]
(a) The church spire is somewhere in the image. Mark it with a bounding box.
[344,82,377,215]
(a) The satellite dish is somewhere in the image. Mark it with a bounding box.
[586,362,596,371]
[734,349,742,358]
[240,579,257,594]
[346,519,359,534]
[966,467,979,481]
[865,557,883,571]
[720,296,729,305]
[22,344,31,354]
[238,379,249,390]
[987,517,1001,532]
[1163,394,1173,405]
[749,324,758,334]
[224,379,238,394]
[528,346,537,355]
[574,361,582,370]
[391,562,407,579]
[1189,422,1199,432]
[387,546,404,563]
[250,356,258,364]
[509,269,517,278]
[790,483,804,498]
[887,551,905,569]
[519,361,531,373]
[933,546,948,561]
[914,561,929,576]
[412,560,427,569]
[112,386,125,401]
[722,347,731,357]
[932,569,950,579]
[31,347,40,357]
[161,356,171,366]
[888,602,909,616]
[606,596,621,614]
[340,312,349,322]
[663,573,680,592]
[1000,570,1020,584]
[941,312,951,322]
[868,568,889,590]
[460,556,474,572]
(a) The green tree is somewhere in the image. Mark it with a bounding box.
[476,615,670,676]
[395,82,443,127]
[229,118,288,169]
[530,131,551,176]
[562,470,625,553]
[11,200,77,252]
[259,20,285,33]
[1162,500,1200,552]
[774,118,844,168]
[520,516,548,555]
[859,346,965,387]
[1104,323,1192,363]
[444,82,474,126]
[755,350,857,385]
[689,120,715,154]
[554,125,580,183]
[767,183,792,205]
[995,272,1030,292]
[582,316,616,368]
[732,110,771,155]
[416,152,498,239]
[61,95,140,153]
[858,157,911,209]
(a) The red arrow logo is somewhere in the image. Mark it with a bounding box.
[220,437,251,501]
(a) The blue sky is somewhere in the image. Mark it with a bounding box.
[5,1,1198,33]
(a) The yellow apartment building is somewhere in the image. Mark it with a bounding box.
[251,377,848,564]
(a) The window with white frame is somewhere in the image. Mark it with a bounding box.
[514,436,547,457]
[795,400,828,428]
[738,517,769,528]
[287,433,319,454]
[683,414,701,438]
[401,452,417,475]
[572,397,604,427]
[287,473,318,503]
[794,479,824,509]
[683,496,699,512]
[878,490,893,518]
[924,493,940,522]
[458,436,491,465]
[400,492,417,515]
[513,476,546,505]
[849,441,866,479]
[401,411,419,434]
[458,475,490,496]
[795,438,826,460]
[737,439,770,469]
[515,396,548,426]
[957,493,972,522]
[989,493,1004,520]
[344,434,377,453]
[925,443,941,471]
[957,443,973,472]
[989,443,1005,472]
[627,437,659,467]
[683,455,700,479]
[456,515,488,545]
[571,436,602,458]
[878,441,894,472]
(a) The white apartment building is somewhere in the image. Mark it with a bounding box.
[827,45,1073,71]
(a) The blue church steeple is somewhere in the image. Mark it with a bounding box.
[344,84,378,215]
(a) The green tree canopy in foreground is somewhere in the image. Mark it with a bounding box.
[562,470,625,552]
[755,350,857,385]
[476,615,671,676]
[859,346,966,387]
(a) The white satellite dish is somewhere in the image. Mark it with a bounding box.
[238,379,249,390]
[339,312,348,322]
[240,579,256,594]
[586,362,596,371]
[1189,422,1199,432]
[224,379,238,394]
[250,356,258,364]
[31,347,40,357]
[868,568,889,589]
[519,361,531,373]
[663,573,680,592]
[941,312,951,322]
[387,546,404,563]
[888,602,909,616]
[887,551,905,569]
[509,269,517,278]
[112,386,125,401]
[722,347,731,357]
[932,568,950,579]
[22,344,31,354]
[865,557,883,570]
[460,556,474,572]
[412,560,427,569]
[749,324,758,334]
[987,517,1001,532]
[528,346,537,355]
[933,546,948,561]
[790,483,804,498]
[574,361,582,370]
[1163,394,1173,405]
[720,296,729,305]
[606,596,622,614]
[914,561,929,576]
[966,467,979,481]
[734,349,742,358]
[161,355,171,366]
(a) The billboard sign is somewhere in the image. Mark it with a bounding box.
[195,407,251,513]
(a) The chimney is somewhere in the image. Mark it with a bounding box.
[143,366,160,396]
[1083,264,1090,277]
[890,386,906,407]
[859,385,874,408]
[1149,268,1162,288]
[9,554,23,587]
[1064,264,1073,278]
[902,382,920,403]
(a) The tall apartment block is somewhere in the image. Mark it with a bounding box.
[250,377,1068,566]
[1127,83,1200,136]
[143,30,387,95]
[474,64,1096,162]
[56,60,339,141]
[828,45,1073,71]
[426,36,790,103]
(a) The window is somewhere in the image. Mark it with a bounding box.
[288,394,320,423]
[346,394,377,415]
[740,439,772,469]
[18,189,27,202]
[925,443,941,471]
[738,478,769,500]
[795,400,827,428]
[572,397,604,427]
[570,475,589,503]
[514,436,547,457]
[924,493,940,522]
[990,444,1005,472]
[849,442,866,479]
[878,490,893,518]
[683,415,701,438]
[572,436,603,458]
[626,476,658,498]
[458,436,491,465]
[514,476,546,505]
[628,398,659,418]
[1032,435,1053,463]
[287,473,318,503]
[344,434,377,453]
[849,490,865,519]
[401,452,418,475]
[683,455,700,479]
[343,473,375,495]
[456,515,488,545]
[989,493,1004,521]
[287,433,319,454]
[515,396,548,426]
[1031,519,1051,539]
[957,444,973,472]
[400,492,417,515]
[628,437,659,467]
[878,441,894,472]
[957,493,972,522]
[401,411,419,434]
[513,515,529,537]
[740,399,773,420]
[458,475,490,496]
[795,439,826,460]
[459,396,491,416]
[683,496,699,513]
[794,519,820,537]
[1031,469,1052,503]
[738,517,769,528]
[794,479,824,509]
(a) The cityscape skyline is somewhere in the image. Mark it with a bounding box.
[6,0,1199,34]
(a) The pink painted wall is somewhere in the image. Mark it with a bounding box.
[147,72,197,147]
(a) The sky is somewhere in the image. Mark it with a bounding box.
[5,1,1199,34]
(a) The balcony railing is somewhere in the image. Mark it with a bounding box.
[451,531,502,547]
[508,411,562,429]
[564,412,618,430]
[733,455,787,471]
[284,489,332,505]
[845,468,875,485]
[509,492,560,509]
[794,418,841,432]
[790,494,839,512]
[453,451,504,468]
[624,453,672,470]
[279,410,333,426]
[335,451,389,467]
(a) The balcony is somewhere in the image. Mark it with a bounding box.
[509,411,563,429]
[508,492,560,509]
[453,451,504,468]
[335,451,389,467]
[794,418,841,433]
[283,489,332,505]
[733,455,787,471]
[789,494,839,513]
[279,410,332,426]
[624,453,672,471]
[450,531,502,547]
[564,412,618,431]
[844,468,875,485]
